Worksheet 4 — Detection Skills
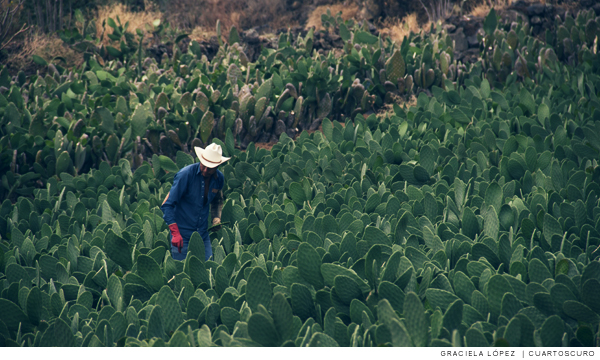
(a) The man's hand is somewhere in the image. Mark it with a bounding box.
[168,223,183,253]
[210,217,222,232]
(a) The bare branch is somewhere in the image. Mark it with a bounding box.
[0,23,29,51]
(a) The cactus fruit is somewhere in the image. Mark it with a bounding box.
[157,107,168,120]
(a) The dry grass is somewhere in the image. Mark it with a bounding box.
[377,94,418,118]
[379,13,427,46]
[469,2,493,18]
[468,0,513,18]
[404,94,418,108]
[305,3,359,31]
[4,29,83,73]
[189,26,218,42]
[164,0,289,34]
[95,3,161,45]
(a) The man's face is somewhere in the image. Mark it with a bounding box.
[200,163,217,178]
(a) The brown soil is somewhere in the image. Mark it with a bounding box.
[254,142,277,151]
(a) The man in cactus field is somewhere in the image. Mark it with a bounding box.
[161,143,230,261]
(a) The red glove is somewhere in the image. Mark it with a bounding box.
[169,223,183,253]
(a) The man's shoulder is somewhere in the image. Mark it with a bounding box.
[179,162,200,175]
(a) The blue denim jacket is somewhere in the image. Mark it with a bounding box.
[161,163,224,259]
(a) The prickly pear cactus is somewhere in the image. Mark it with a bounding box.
[199,111,214,144]
[385,50,405,84]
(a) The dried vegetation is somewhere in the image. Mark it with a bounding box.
[3,29,83,73]
[305,3,359,31]
[95,3,162,44]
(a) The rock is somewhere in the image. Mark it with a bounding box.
[443,23,456,33]
[460,49,480,64]
[530,16,542,25]
[329,33,341,42]
[467,35,479,48]
[286,128,298,139]
[362,0,383,20]
[502,10,528,25]
[318,38,331,50]
[243,29,260,44]
[449,27,468,53]
[258,132,271,144]
[527,4,545,16]
[309,119,322,131]
[459,17,482,36]
[367,22,378,34]
[509,0,530,13]
[314,0,335,4]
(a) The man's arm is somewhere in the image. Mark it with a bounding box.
[211,190,224,225]
[161,171,187,225]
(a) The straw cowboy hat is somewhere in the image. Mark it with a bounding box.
[195,143,230,168]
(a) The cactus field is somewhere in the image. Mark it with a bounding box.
[0,5,600,347]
